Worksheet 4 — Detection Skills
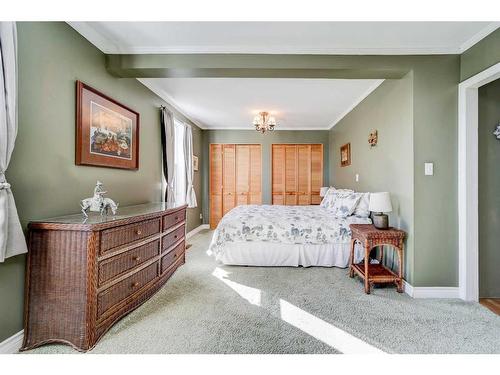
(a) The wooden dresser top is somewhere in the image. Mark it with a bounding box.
[28,203,187,231]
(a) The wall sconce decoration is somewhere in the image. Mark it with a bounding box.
[368,130,378,147]
[493,123,500,140]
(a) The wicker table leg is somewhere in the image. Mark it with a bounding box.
[349,239,355,278]
[364,243,371,294]
[396,243,404,293]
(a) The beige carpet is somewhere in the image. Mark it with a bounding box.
[26,229,500,354]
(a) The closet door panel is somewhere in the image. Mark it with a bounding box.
[236,145,250,206]
[284,145,298,205]
[272,145,285,205]
[297,145,311,205]
[210,144,223,229]
[311,144,323,205]
[222,144,236,215]
[249,145,262,204]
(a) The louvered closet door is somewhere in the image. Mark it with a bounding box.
[222,144,236,215]
[285,145,298,205]
[310,144,323,204]
[249,145,262,204]
[210,144,223,229]
[236,145,250,206]
[272,144,285,205]
[272,144,323,206]
[297,145,312,205]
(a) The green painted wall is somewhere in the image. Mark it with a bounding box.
[0,22,204,342]
[478,78,500,298]
[134,53,458,287]
[460,28,500,81]
[329,74,414,282]
[202,130,329,223]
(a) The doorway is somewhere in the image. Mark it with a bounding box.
[477,78,500,314]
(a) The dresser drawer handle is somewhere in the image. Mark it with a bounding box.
[135,229,142,235]
[175,216,178,221]
[131,282,139,288]
[174,235,178,239]
[174,253,178,258]
[132,256,141,262]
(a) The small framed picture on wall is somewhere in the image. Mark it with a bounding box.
[193,155,199,171]
[76,81,140,170]
[340,143,351,167]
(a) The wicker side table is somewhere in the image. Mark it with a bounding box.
[349,224,406,294]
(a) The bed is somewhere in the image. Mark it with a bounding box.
[208,204,371,268]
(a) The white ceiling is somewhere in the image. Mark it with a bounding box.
[140,78,384,130]
[69,22,498,55]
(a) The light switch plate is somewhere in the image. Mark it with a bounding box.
[355,174,359,182]
[424,163,434,176]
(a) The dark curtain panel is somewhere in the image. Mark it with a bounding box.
[160,107,168,201]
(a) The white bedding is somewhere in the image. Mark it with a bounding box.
[209,204,371,267]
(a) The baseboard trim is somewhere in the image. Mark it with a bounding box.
[186,224,210,239]
[404,281,460,298]
[0,330,23,354]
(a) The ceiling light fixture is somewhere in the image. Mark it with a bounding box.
[253,112,276,133]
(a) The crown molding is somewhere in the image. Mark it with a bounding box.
[68,22,499,56]
[137,79,208,130]
[459,22,500,53]
[329,79,385,129]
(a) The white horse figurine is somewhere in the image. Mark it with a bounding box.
[81,181,119,217]
[81,197,119,217]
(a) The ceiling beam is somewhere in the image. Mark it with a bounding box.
[106,54,411,79]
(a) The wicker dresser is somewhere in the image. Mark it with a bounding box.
[21,203,187,352]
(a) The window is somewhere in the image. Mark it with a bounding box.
[173,119,186,205]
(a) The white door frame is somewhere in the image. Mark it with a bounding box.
[458,62,500,301]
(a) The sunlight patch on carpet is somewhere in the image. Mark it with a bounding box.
[212,267,262,306]
[279,299,385,354]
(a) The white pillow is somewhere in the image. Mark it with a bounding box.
[320,187,336,208]
[320,187,354,208]
[352,192,371,218]
[329,191,362,218]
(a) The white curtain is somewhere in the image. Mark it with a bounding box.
[161,107,176,205]
[0,22,27,262]
[184,124,197,208]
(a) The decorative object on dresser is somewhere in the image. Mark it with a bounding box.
[349,224,406,294]
[340,143,351,167]
[494,123,500,140]
[76,81,139,170]
[368,130,378,147]
[21,203,187,352]
[369,192,393,229]
[81,181,118,217]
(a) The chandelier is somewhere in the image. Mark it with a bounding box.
[253,112,276,133]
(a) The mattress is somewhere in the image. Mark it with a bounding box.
[209,204,371,267]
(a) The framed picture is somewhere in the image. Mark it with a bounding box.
[193,155,199,171]
[76,81,139,170]
[340,143,351,167]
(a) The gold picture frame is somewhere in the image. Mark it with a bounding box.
[340,143,351,167]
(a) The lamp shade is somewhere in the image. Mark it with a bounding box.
[369,192,392,213]
[320,187,330,197]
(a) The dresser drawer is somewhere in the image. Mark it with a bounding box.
[162,224,185,252]
[161,241,185,274]
[163,210,186,231]
[97,262,158,318]
[100,218,161,254]
[98,239,160,286]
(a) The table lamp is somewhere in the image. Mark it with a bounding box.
[369,192,392,229]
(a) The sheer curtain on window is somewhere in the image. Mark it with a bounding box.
[173,119,186,205]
